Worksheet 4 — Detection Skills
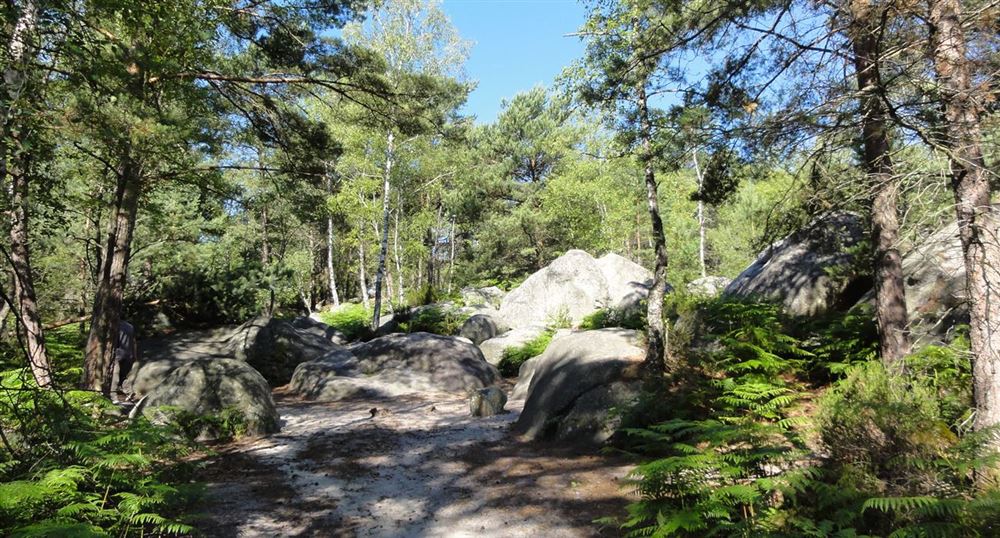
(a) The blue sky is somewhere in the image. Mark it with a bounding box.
[441,0,588,123]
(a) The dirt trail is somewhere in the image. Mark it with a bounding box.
[197,390,632,537]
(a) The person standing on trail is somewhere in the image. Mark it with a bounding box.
[115,320,138,395]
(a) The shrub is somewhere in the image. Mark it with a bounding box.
[497,331,554,377]
[614,299,810,536]
[317,303,372,341]
[397,305,468,336]
[579,306,645,331]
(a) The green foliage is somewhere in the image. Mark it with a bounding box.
[616,299,810,536]
[579,306,646,331]
[0,385,201,536]
[497,331,555,377]
[804,305,879,379]
[318,304,373,341]
[397,306,468,336]
[154,406,252,443]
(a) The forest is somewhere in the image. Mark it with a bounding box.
[1,0,999,536]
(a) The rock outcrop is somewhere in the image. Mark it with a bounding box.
[596,253,654,312]
[498,250,654,329]
[289,332,501,401]
[724,212,869,317]
[513,328,645,444]
[855,210,1000,342]
[226,316,339,385]
[140,358,279,439]
[459,314,502,346]
[461,286,505,308]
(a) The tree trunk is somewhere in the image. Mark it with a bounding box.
[692,149,707,279]
[849,0,911,365]
[371,130,394,329]
[929,0,1000,434]
[638,84,671,372]
[447,216,456,295]
[393,201,404,306]
[83,159,141,396]
[3,0,51,388]
[261,204,270,266]
[358,239,370,310]
[326,174,340,307]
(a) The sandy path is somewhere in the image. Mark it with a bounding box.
[198,390,632,537]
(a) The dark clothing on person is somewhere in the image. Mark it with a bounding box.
[116,321,137,390]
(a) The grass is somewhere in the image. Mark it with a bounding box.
[497,330,554,377]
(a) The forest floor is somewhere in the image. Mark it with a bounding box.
[193,385,634,537]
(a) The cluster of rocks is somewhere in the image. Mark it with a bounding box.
[469,250,654,366]
[720,209,988,344]
[129,314,505,438]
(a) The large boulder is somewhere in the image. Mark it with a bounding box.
[596,253,653,311]
[500,250,609,328]
[478,325,549,365]
[461,286,505,308]
[459,314,502,346]
[290,316,348,345]
[513,328,645,444]
[510,355,542,400]
[289,333,501,401]
[724,212,869,317]
[140,358,279,439]
[857,209,1000,343]
[226,316,338,385]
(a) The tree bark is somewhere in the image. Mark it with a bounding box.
[358,238,370,310]
[326,173,340,307]
[692,149,707,279]
[371,130,394,329]
[82,159,141,396]
[393,200,404,306]
[447,215,456,295]
[929,0,1000,433]
[849,0,911,365]
[3,0,51,387]
[637,83,671,372]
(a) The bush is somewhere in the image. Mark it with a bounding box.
[497,331,554,377]
[579,306,645,331]
[397,306,467,336]
[817,362,956,495]
[317,303,372,341]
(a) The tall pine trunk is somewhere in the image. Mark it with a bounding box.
[371,131,394,329]
[928,0,1000,433]
[82,160,140,395]
[849,0,911,365]
[638,83,670,372]
[3,0,51,387]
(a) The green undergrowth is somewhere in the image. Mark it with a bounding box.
[497,330,555,377]
[0,328,204,536]
[579,305,646,331]
[398,305,468,336]
[610,296,1000,537]
[317,303,372,341]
